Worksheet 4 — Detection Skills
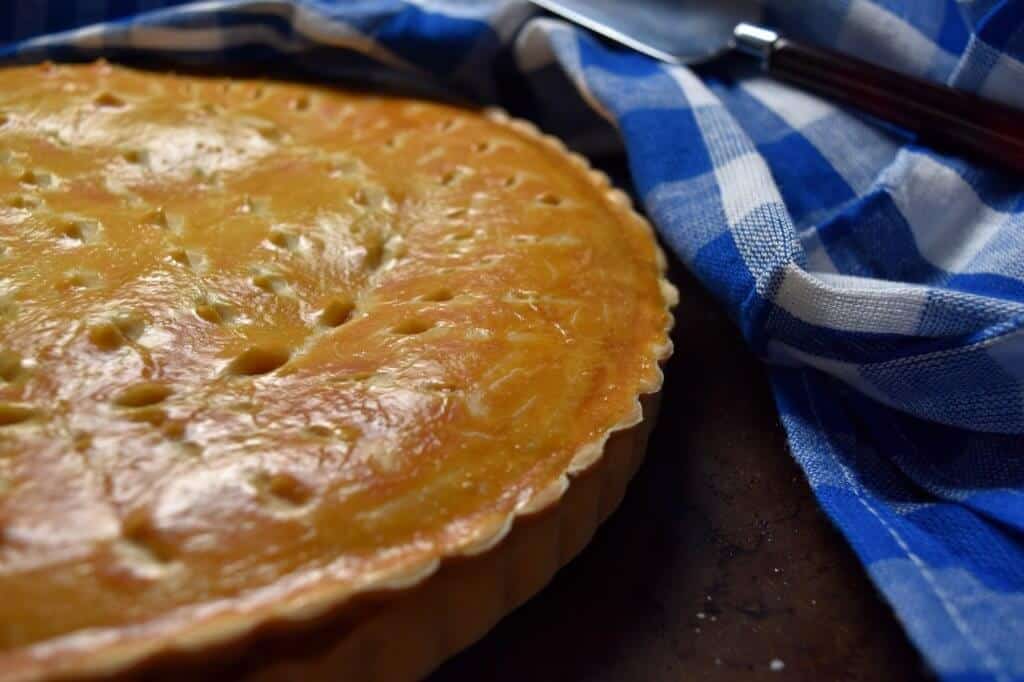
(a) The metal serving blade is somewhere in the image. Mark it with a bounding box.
[529,0,760,65]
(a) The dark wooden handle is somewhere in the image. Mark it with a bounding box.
[767,38,1024,175]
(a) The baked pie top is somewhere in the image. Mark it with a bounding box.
[0,62,673,679]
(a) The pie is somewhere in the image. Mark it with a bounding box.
[0,61,675,681]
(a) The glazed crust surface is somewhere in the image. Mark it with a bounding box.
[0,62,673,680]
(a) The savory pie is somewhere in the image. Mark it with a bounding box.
[0,61,675,681]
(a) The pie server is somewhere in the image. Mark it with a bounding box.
[529,0,1024,175]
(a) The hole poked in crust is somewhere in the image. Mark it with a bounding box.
[56,269,101,291]
[252,270,291,296]
[319,299,355,328]
[391,319,433,336]
[0,403,39,426]
[121,149,149,165]
[438,118,461,132]
[19,169,56,189]
[7,194,42,210]
[439,166,472,187]
[112,382,173,408]
[115,508,177,574]
[0,351,24,382]
[195,300,236,325]
[421,288,454,303]
[252,470,314,510]
[536,192,564,207]
[227,345,291,376]
[168,248,205,270]
[94,92,126,108]
[289,95,313,112]
[89,313,146,350]
[55,217,100,244]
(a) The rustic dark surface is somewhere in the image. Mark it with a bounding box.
[430,261,930,682]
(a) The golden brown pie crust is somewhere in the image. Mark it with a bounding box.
[0,62,675,681]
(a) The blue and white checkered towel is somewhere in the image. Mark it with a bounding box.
[4,1,1024,679]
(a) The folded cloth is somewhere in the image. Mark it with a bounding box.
[4,1,1024,679]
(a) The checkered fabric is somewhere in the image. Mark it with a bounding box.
[2,1,1023,679]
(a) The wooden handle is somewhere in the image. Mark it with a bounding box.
[766,38,1024,175]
